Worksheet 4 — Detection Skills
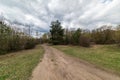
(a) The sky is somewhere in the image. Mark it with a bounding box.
[0,0,120,36]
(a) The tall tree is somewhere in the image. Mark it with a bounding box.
[50,20,64,45]
[71,28,81,45]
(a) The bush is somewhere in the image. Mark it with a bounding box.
[25,39,36,49]
[0,22,38,55]
[8,35,23,51]
[79,36,91,47]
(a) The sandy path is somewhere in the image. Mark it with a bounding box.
[31,45,120,80]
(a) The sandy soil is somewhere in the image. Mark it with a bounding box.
[31,45,120,80]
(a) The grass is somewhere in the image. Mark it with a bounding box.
[54,45,120,75]
[0,45,44,80]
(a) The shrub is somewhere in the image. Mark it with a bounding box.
[25,38,36,49]
[0,22,38,55]
[79,36,90,47]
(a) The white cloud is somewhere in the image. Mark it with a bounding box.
[0,0,120,34]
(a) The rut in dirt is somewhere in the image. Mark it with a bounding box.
[31,45,120,80]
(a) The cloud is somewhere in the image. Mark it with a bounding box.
[0,0,120,35]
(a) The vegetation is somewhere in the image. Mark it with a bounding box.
[54,45,120,75]
[91,26,115,44]
[64,28,91,47]
[47,20,120,47]
[50,20,64,45]
[0,45,44,80]
[40,33,49,43]
[0,21,39,55]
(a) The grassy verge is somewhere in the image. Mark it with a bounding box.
[0,45,44,80]
[54,45,120,75]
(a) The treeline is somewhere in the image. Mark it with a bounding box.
[0,21,39,55]
[48,20,120,47]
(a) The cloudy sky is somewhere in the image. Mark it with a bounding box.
[0,0,120,34]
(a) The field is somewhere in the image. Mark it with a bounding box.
[0,45,44,80]
[54,45,120,75]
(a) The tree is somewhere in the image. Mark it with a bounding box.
[0,21,37,54]
[91,25,115,44]
[115,25,120,45]
[41,33,49,43]
[50,20,64,45]
[64,28,71,44]
[71,28,81,45]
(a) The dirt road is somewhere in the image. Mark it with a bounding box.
[31,45,120,80]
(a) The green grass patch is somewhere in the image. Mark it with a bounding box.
[0,45,44,80]
[54,45,120,75]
